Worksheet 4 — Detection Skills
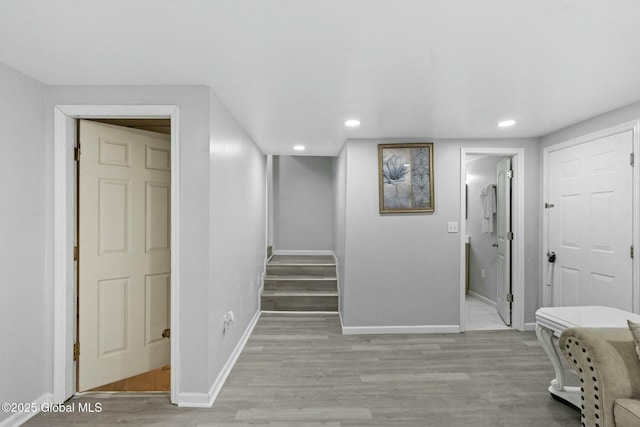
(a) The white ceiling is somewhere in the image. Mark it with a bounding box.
[2,0,640,156]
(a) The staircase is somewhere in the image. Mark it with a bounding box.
[261,254,338,312]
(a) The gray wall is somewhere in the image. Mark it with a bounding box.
[45,84,213,396]
[266,155,274,249]
[207,87,266,388]
[274,156,334,251]
[541,100,640,148]
[466,156,502,303]
[332,147,348,316]
[41,85,265,404]
[0,63,46,424]
[340,138,541,328]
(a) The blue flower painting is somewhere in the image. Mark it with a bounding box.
[379,143,434,213]
[382,153,411,208]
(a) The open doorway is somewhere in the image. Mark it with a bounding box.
[53,105,181,405]
[77,119,171,392]
[459,147,525,332]
[464,154,512,330]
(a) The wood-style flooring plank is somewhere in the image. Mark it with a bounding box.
[25,313,580,426]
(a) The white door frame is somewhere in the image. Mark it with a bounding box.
[459,147,526,332]
[542,120,640,313]
[53,105,181,404]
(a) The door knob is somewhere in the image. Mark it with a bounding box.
[162,328,170,339]
[491,242,499,247]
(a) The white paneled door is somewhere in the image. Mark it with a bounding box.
[496,157,512,326]
[547,131,633,310]
[78,120,171,391]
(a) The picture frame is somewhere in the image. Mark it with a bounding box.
[378,143,435,214]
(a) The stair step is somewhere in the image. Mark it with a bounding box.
[269,255,334,265]
[264,275,337,280]
[266,264,336,277]
[264,278,337,292]
[261,294,338,312]
[263,255,338,312]
[262,290,338,297]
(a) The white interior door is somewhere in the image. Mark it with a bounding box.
[496,157,512,326]
[547,131,633,310]
[78,120,171,391]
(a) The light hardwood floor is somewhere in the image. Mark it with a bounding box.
[26,313,580,426]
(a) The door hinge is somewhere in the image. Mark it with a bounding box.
[506,293,514,303]
[507,231,514,240]
[73,246,79,261]
[73,342,80,361]
[632,245,635,259]
[506,169,513,179]
[74,144,81,161]
[544,202,555,209]
[631,153,635,167]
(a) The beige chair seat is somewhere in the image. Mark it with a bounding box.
[560,327,640,427]
[614,399,640,427]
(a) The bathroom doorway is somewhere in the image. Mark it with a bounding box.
[460,148,525,332]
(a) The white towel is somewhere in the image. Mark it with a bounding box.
[480,184,496,233]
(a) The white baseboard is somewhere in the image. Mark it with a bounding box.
[259,271,265,295]
[273,250,334,256]
[342,324,460,335]
[178,310,261,408]
[523,322,536,331]
[0,393,53,427]
[468,291,497,308]
[177,391,210,408]
[261,310,338,315]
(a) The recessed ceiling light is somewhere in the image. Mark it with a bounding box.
[345,119,361,127]
[498,119,516,128]
[293,145,305,151]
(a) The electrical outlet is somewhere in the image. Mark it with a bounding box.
[223,311,235,334]
[447,222,458,233]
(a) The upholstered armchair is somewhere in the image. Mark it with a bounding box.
[560,327,640,427]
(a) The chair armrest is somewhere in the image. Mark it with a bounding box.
[560,327,640,427]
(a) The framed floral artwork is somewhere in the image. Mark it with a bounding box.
[378,143,434,213]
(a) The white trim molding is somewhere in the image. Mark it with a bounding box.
[273,249,335,256]
[459,147,526,332]
[259,271,266,295]
[178,310,261,408]
[53,105,181,405]
[541,120,640,313]
[262,310,339,315]
[342,324,460,335]
[0,393,53,427]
